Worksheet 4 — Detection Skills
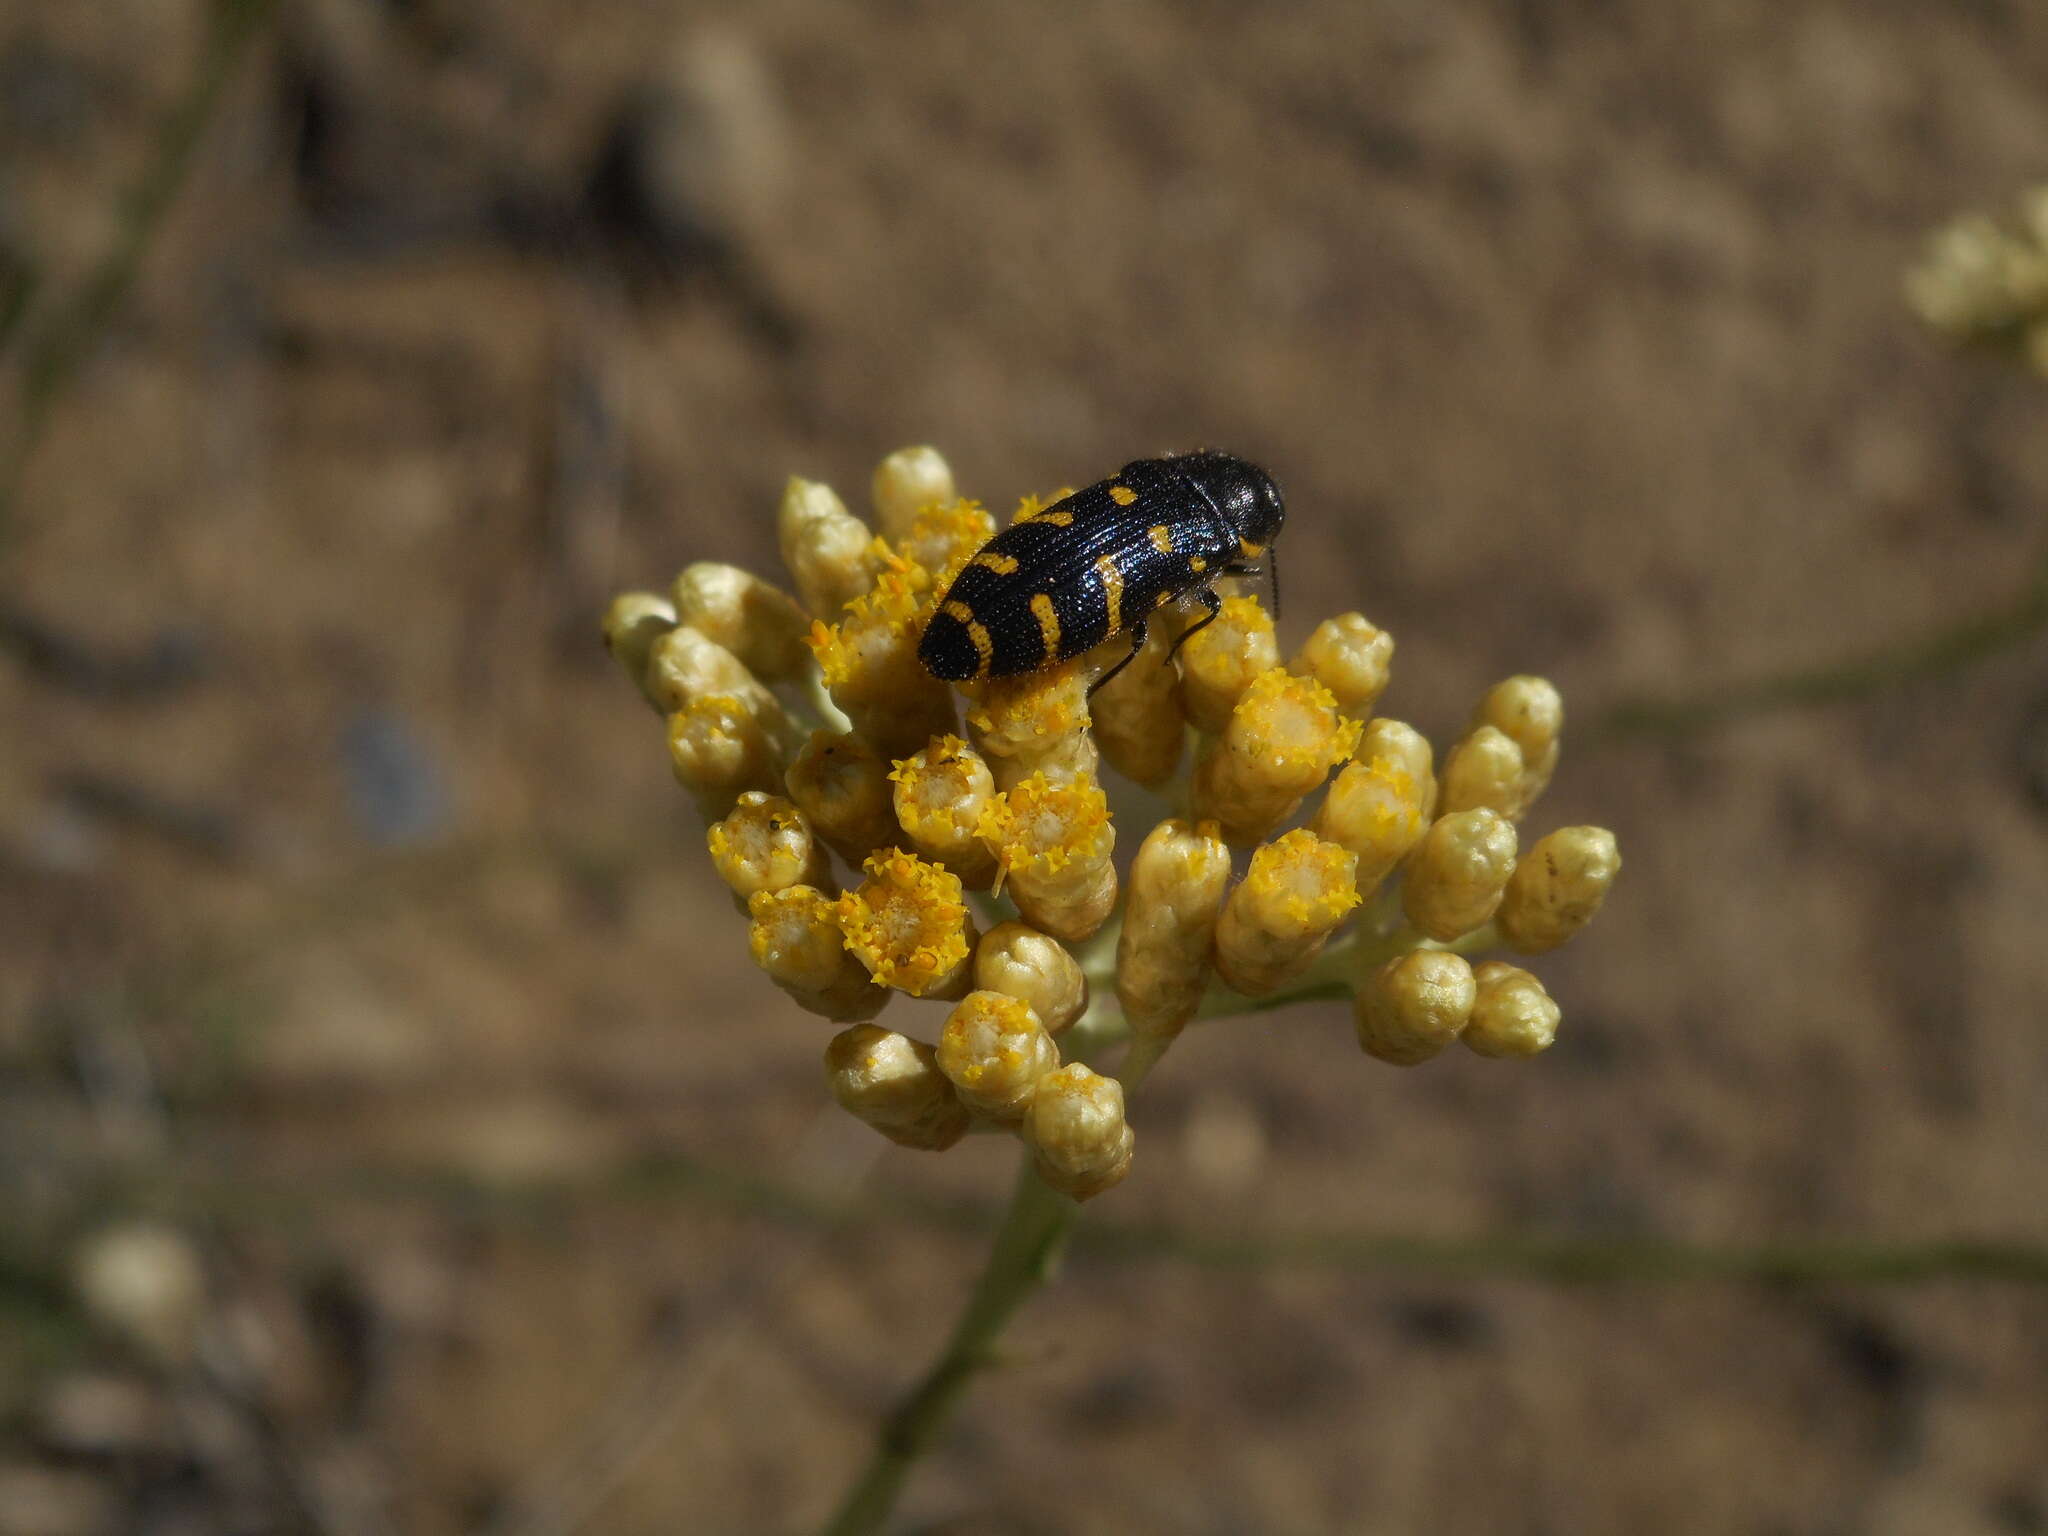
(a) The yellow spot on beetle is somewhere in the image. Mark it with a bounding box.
[1109,485,1139,507]
[1148,525,1174,554]
[944,600,975,623]
[1095,555,1124,634]
[967,621,994,679]
[1154,590,1172,608]
[1030,593,1062,661]
[973,551,1020,575]
[1190,556,1207,573]
[1239,537,1264,560]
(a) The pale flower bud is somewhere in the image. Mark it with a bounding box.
[1354,949,1476,1065]
[974,921,1088,1035]
[1469,675,1562,816]
[1117,818,1232,1040]
[749,886,890,1022]
[936,990,1060,1121]
[1463,962,1560,1057]
[1289,612,1393,719]
[671,562,812,681]
[1401,808,1517,942]
[708,792,832,901]
[667,694,786,817]
[1214,829,1360,995]
[779,476,884,619]
[1024,1064,1133,1201]
[825,1025,969,1150]
[785,730,900,864]
[1496,826,1621,954]
[871,445,957,541]
[601,592,678,709]
[1439,726,1527,820]
[1178,594,1279,733]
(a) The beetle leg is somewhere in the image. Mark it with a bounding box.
[1087,616,1150,697]
[1162,586,1224,667]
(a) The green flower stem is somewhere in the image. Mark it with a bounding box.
[819,1151,1079,1536]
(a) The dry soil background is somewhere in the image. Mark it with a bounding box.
[3,2,2047,1533]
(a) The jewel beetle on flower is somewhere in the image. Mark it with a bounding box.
[917,451,1284,693]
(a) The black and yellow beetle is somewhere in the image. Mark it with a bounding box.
[918,451,1283,694]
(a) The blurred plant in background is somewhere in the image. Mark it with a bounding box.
[1907,185,2048,375]
[602,446,1622,1528]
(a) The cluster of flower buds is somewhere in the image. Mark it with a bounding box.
[1906,185,2048,374]
[603,447,1622,1200]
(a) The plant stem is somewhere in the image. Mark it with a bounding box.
[820,1153,1079,1536]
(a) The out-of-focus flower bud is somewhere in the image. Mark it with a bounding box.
[936,990,1061,1121]
[1178,594,1279,733]
[1462,961,1559,1057]
[974,921,1088,1035]
[1117,818,1232,1040]
[671,562,812,681]
[1191,667,1360,844]
[1214,829,1359,995]
[1289,612,1393,719]
[1496,826,1621,954]
[708,792,832,902]
[978,772,1117,941]
[1024,1064,1133,1201]
[836,850,979,999]
[785,729,900,864]
[890,735,998,886]
[74,1224,206,1366]
[825,1025,969,1149]
[749,886,891,1022]
[1354,949,1476,1065]
[601,592,678,709]
[871,445,957,541]
[1401,808,1517,942]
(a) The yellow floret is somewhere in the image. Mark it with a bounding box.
[835,850,979,999]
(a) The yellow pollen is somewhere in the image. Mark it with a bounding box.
[1110,485,1139,507]
[1095,554,1124,634]
[1154,590,1171,608]
[1239,537,1264,560]
[974,551,1020,575]
[1031,593,1062,661]
[1190,556,1207,572]
[1148,525,1173,554]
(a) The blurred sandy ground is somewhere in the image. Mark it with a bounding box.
[3,1,2047,1532]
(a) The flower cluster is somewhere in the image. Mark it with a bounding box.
[603,447,1622,1200]
[1906,185,2048,374]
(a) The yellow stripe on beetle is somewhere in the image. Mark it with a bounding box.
[973,551,1020,575]
[1030,593,1062,661]
[968,620,995,679]
[1095,555,1124,635]
[1109,485,1139,507]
